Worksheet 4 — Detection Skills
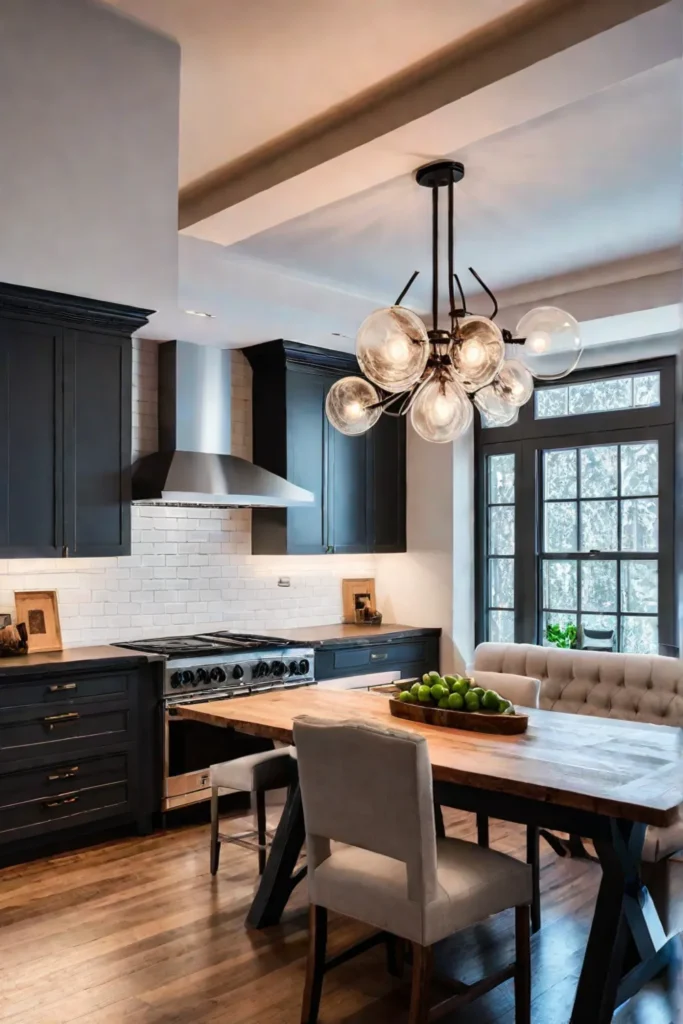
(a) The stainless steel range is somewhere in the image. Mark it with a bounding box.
[115,632,315,811]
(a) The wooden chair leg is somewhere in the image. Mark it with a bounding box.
[408,943,433,1024]
[526,825,541,933]
[514,904,531,1024]
[210,787,221,876]
[301,905,328,1024]
[477,812,490,848]
[255,788,267,875]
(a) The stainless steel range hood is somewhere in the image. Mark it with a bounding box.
[132,341,314,508]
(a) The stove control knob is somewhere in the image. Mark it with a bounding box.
[182,670,195,686]
[256,661,270,678]
[232,664,244,680]
[288,660,299,676]
[298,659,310,676]
[170,671,183,689]
[195,668,209,685]
[210,666,227,683]
[272,660,285,677]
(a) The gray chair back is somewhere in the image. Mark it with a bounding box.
[293,716,438,903]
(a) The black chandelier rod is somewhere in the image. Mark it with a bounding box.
[448,176,457,333]
[431,186,439,333]
[394,269,420,307]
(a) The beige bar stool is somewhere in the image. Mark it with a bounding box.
[293,716,532,1024]
[210,748,295,876]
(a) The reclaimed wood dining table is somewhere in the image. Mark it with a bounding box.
[177,687,683,1024]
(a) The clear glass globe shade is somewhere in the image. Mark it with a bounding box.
[515,306,582,380]
[410,376,472,443]
[474,384,520,426]
[493,359,534,407]
[356,306,429,393]
[451,315,505,392]
[325,376,381,436]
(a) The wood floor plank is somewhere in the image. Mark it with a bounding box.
[0,809,679,1023]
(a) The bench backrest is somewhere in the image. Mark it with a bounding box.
[473,642,683,727]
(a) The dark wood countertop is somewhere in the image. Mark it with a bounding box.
[0,645,160,679]
[256,623,441,648]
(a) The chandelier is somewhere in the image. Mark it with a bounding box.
[325,161,582,442]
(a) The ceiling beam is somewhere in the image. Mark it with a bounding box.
[179,0,670,231]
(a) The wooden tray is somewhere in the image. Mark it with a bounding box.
[389,697,528,735]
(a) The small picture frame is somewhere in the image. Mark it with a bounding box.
[342,578,377,624]
[14,591,62,653]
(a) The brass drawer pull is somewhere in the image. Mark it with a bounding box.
[48,683,77,693]
[42,712,80,730]
[44,796,79,809]
[47,767,80,781]
[370,652,388,661]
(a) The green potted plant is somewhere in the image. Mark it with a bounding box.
[545,622,577,649]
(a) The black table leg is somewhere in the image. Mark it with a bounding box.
[570,819,678,1023]
[246,783,307,929]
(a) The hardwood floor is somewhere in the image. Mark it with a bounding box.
[0,810,680,1024]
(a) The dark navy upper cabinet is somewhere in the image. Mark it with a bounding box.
[0,283,150,558]
[246,340,406,555]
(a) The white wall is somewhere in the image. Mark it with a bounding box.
[375,425,474,674]
[0,0,180,309]
[0,344,377,646]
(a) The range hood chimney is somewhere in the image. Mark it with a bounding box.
[132,341,314,508]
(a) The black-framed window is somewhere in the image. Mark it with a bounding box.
[476,357,677,654]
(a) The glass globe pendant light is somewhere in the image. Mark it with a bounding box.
[323,159,579,442]
[325,376,382,436]
[451,315,505,391]
[356,307,429,393]
[491,358,534,407]
[410,374,472,443]
[474,384,520,426]
[515,305,582,380]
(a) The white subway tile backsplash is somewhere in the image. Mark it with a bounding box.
[1,343,378,645]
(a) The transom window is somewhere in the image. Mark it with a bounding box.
[535,371,660,420]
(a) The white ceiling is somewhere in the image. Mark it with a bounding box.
[106,0,529,187]
[230,62,681,312]
[108,0,681,353]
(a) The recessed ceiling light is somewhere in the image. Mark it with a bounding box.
[184,309,215,318]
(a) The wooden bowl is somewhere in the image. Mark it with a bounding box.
[389,697,528,735]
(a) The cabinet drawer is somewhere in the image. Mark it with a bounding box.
[0,752,127,808]
[0,672,130,710]
[332,642,428,672]
[0,782,128,841]
[0,702,129,763]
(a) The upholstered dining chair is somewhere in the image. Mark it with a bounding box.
[293,716,532,1024]
[468,670,542,932]
[210,748,295,876]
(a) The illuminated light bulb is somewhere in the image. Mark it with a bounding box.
[432,393,453,425]
[326,377,381,436]
[460,338,486,368]
[386,333,412,367]
[526,330,551,354]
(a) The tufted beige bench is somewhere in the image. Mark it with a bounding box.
[472,642,683,931]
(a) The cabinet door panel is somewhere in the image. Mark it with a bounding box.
[286,368,328,553]
[328,426,369,553]
[64,330,131,556]
[0,319,63,556]
[370,412,406,552]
